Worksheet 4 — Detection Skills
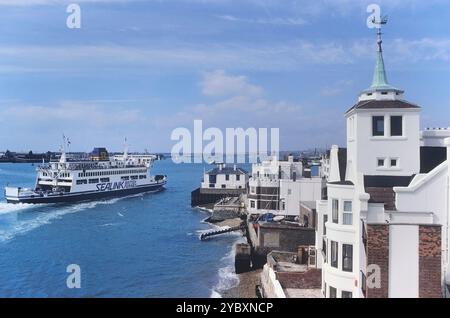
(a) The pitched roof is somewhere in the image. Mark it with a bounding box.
[364,175,415,211]
[338,148,347,182]
[346,99,421,114]
[420,147,447,174]
[364,175,414,188]
[206,166,248,176]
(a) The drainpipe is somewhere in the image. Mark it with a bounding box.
[445,137,450,297]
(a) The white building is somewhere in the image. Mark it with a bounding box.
[315,25,449,298]
[200,163,248,191]
[248,155,324,217]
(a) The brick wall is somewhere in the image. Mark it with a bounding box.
[366,224,389,298]
[276,269,322,289]
[419,225,442,298]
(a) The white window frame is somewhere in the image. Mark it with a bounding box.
[343,201,353,225]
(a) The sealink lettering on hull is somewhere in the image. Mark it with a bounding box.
[96,180,137,192]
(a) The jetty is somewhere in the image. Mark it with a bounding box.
[200,224,245,241]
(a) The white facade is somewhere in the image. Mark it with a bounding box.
[201,163,248,190]
[248,155,324,216]
[315,28,450,298]
[346,108,421,179]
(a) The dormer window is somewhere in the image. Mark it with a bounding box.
[372,116,385,136]
[390,116,403,136]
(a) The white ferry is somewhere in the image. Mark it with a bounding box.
[4,146,167,204]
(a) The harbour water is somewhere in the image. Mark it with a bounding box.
[0,161,243,297]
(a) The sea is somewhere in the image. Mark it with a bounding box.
[0,160,247,298]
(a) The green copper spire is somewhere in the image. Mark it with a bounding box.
[362,17,403,95]
[371,36,390,89]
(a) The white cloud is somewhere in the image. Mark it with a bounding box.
[216,14,307,26]
[156,70,345,150]
[321,80,354,97]
[201,70,263,97]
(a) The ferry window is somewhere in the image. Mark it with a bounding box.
[343,201,353,225]
[377,158,385,167]
[221,184,226,189]
[121,176,129,181]
[131,176,138,180]
[342,244,353,272]
[100,178,109,183]
[372,116,384,136]
[76,180,87,185]
[330,241,338,268]
[225,174,230,181]
[342,291,352,298]
[332,199,339,224]
[236,174,240,181]
[329,286,337,298]
[89,178,99,184]
[139,175,147,179]
[250,200,255,208]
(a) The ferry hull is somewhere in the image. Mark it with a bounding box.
[6,182,166,204]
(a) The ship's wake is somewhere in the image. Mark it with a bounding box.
[0,195,141,243]
[0,202,38,215]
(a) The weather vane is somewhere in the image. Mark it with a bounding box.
[372,15,388,52]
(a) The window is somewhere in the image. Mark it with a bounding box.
[221,184,226,189]
[76,179,87,185]
[226,174,230,181]
[250,187,256,194]
[372,116,385,136]
[139,175,147,179]
[100,178,110,183]
[329,286,337,298]
[390,159,398,168]
[377,158,385,167]
[236,174,240,181]
[131,176,138,180]
[332,199,339,224]
[323,215,328,236]
[121,176,129,181]
[250,200,255,208]
[342,244,353,272]
[89,178,99,184]
[331,241,338,268]
[342,291,352,298]
[390,116,403,136]
[343,201,353,225]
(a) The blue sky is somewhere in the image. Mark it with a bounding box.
[0,0,449,152]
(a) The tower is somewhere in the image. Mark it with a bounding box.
[345,18,421,179]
